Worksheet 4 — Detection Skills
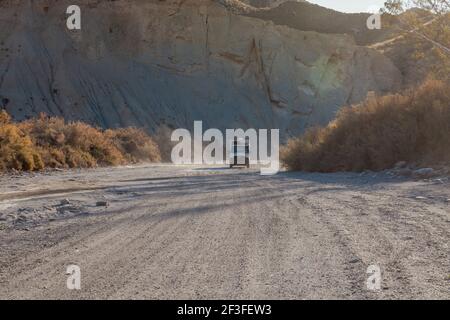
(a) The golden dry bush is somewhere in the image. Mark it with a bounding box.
[61,145,97,168]
[105,127,161,163]
[0,110,11,125]
[18,115,117,168]
[63,122,125,166]
[0,119,44,171]
[0,112,161,172]
[18,113,67,148]
[282,79,450,172]
[34,145,67,168]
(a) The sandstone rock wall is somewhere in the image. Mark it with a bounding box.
[0,0,401,138]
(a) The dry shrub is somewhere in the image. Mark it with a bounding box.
[0,110,11,125]
[62,145,97,168]
[34,145,68,168]
[0,112,161,172]
[19,115,125,167]
[63,122,125,166]
[105,127,161,163]
[282,79,450,172]
[152,124,175,162]
[18,114,67,149]
[0,111,44,171]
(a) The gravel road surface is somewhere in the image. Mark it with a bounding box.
[0,165,448,299]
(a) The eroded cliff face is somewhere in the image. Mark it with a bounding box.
[0,0,401,137]
[240,0,298,8]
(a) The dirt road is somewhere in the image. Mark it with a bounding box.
[0,165,448,299]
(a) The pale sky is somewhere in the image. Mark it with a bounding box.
[307,0,387,13]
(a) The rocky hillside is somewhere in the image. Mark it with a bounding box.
[244,1,397,46]
[241,0,302,8]
[0,0,401,138]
